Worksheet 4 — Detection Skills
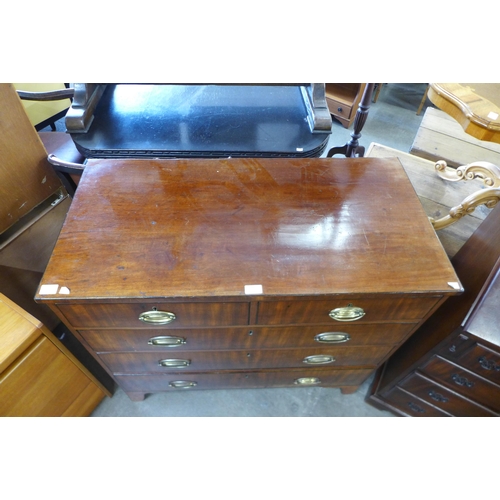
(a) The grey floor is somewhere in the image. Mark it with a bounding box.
[88,83,431,417]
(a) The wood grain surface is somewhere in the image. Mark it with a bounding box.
[36,157,460,302]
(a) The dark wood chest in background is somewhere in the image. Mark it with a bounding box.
[35,157,460,401]
[369,203,500,416]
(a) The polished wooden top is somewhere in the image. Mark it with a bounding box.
[36,158,460,302]
[429,83,500,144]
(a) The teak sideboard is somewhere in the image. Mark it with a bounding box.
[0,293,106,416]
[35,157,461,401]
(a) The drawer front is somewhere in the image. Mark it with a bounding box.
[57,302,250,328]
[115,368,374,393]
[0,336,98,417]
[257,296,441,325]
[326,97,353,120]
[381,386,449,417]
[438,332,475,360]
[455,344,500,386]
[399,373,496,417]
[80,323,415,353]
[420,356,500,413]
[99,345,393,373]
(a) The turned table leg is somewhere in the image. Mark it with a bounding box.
[327,83,376,158]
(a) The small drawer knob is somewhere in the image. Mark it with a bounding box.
[158,358,191,368]
[329,304,365,322]
[169,380,197,389]
[139,308,176,325]
[294,377,321,385]
[315,332,350,344]
[303,354,335,365]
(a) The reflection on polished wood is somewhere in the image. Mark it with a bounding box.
[36,158,460,299]
[428,83,500,144]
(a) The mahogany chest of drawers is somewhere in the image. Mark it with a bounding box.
[36,157,460,401]
[369,203,500,416]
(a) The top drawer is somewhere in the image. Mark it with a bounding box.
[455,343,500,386]
[57,302,250,328]
[257,296,442,325]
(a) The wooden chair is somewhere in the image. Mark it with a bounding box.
[13,83,72,131]
[15,84,84,196]
[366,143,499,258]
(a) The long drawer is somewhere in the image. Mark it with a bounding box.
[420,355,500,413]
[257,296,442,325]
[57,302,250,328]
[115,368,374,393]
[379,386,450,417]
[80,323,415,353]
[99,345,393,373]
[399,373,496,417]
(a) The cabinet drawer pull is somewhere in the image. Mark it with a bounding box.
[452,373,474,388]
[303,354,335,365]
[148,335,186,347]
[407,401,425,413]
[158,358,191,368]
[315,332,350,344]
[168,380,197,389]
[428,390,449,403]
[329,304,365,322]
[294,377,321,385]
[478,356,500,371]
[139,309,176,325]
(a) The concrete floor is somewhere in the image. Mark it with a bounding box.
[89,83,431,417]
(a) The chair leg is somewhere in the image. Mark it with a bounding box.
[417,86,429,115]
[373,83,384,103]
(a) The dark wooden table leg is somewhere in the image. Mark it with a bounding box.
[327,83,376,158]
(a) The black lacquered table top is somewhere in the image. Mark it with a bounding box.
[71,85,330,158]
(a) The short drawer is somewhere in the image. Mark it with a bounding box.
[380,386,450,417]
[399,373,496,417]
[99,345,393,373]
[421,356,500,413]
[454,344,500,386]
[257,296,441,325]
[80,323,415,353]
[326,97,353,120]
[115,368,374,393]
[57,302,250,328]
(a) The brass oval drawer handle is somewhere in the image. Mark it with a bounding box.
[329,304,365,322]
[169,380,197,389]
[315,332,351,344]
[148,335,186,347]
[294,377,321,385]
[303,354,335,365]
[159,358,191,368]
[139,309,176,325]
